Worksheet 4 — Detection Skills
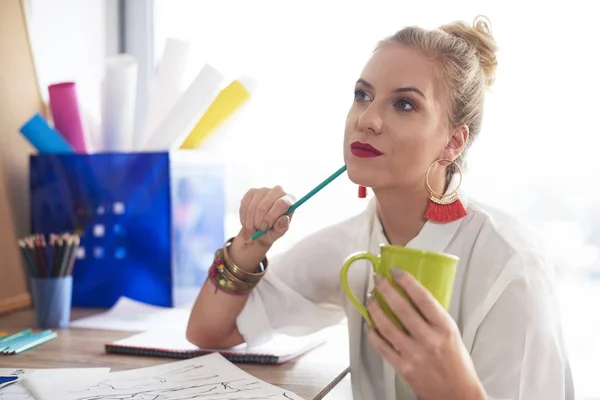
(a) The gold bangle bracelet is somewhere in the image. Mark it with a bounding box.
[218,254,256,288]
[208,238,268,295]
[222,237,268,283]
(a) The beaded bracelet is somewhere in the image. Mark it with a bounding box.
[208,237,268,295]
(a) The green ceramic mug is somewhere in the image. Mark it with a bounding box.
[340,244,459,328]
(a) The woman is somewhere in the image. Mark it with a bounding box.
[186,16,574,400]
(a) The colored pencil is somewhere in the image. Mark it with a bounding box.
[2,330,56,355]
[17,233,80,278]
[251,165,348,241]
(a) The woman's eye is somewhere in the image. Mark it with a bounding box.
[394,99,415,111]
[354,90,372,102]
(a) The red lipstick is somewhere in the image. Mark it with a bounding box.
[350,141,383,158]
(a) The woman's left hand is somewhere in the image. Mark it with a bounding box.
[366,269,486,400]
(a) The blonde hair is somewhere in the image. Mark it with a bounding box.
[378,16,498,182]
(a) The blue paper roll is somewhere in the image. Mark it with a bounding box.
[20,113,74,153]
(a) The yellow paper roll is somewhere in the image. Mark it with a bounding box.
[180,77,254,149]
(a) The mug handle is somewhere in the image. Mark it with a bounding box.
[340,251,380,327]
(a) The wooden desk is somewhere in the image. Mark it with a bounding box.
[0,308,350,400]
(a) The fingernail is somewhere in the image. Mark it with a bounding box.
[259,222,269,231]
[278,215,290,228]
[392,268,405,279]
[374,274,383,284]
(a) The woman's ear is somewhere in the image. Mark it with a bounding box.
[442,125,468,160]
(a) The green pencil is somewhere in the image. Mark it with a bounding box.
[251,165,347,241]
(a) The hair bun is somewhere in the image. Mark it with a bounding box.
[440,15,498,88]
[473,15,492,35]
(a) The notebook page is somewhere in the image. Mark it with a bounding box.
[109,326,327,360]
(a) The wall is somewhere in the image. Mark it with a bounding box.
[0,0,42,313]
[24,0,113,153]
[0,0,111,238]
[0,0,46,243]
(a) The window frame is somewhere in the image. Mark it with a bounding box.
[113,0,156,140]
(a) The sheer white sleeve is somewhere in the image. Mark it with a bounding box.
[236,226,349,346]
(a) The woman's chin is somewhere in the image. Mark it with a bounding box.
[346,171,375,187]
[345,158,383,186]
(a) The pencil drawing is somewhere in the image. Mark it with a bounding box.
[71,364,213,393]
[65,355,304,400]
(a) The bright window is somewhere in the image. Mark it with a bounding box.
[154,1,600,397]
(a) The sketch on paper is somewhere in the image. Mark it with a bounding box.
[62,353,304,400]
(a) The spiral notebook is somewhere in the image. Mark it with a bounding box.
[105,328,327,365]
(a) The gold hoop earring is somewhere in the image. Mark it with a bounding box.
[424,159,467,223]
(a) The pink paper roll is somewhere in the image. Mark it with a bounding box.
[48,82,87,153]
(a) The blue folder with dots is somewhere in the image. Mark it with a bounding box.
[29,152,225,308]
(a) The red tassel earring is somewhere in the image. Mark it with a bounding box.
[424,159,467,223]
[358,185,367,198]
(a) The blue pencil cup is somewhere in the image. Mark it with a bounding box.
[30,277,73,329]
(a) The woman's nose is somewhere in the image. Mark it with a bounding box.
[357,104,383,135]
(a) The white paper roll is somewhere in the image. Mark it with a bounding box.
[142,64,224,151]
[101,54,138,152]
[140,38,191,150]
[80,107,101,153]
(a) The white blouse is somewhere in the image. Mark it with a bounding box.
[236,181,575,400]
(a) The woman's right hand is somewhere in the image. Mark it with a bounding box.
[188,186,295,347]
[228,186,295,272]
[237,185,295,247]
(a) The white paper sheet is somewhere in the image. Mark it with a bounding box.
[142,63,224,151]
[0,368,109,400]
[69,297,191,332]
[43,353,304,400]
[101,54,138,151]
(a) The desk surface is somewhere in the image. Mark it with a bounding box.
[0,308,350,400]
